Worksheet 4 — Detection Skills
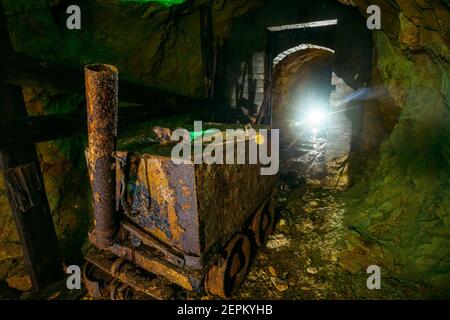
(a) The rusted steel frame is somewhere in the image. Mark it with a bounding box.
[114,151,128,212]
[115,153,206,269]
[118,154,203,257]
[121,220,186,267]
[117,161,205,269]
[85,250,174,300]
[107,241,203,291]
[82,263,105,298]
[85,64,119,249]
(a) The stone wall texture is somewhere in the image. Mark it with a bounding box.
[336,0,450,297]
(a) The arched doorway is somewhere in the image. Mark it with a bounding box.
[272,46,334,137]
[271,46,354,180]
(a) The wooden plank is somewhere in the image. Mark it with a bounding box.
[200,5,215,98]
[0,106,192,147]
[0,89,65,293]
[0,50,207,111]
[0,2,64,292]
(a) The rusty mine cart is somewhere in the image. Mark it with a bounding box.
[83,64,278,299]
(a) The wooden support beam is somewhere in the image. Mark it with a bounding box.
[0,50,206,111]
[0,106,192,147]
[0,2,64,292]
[200,4,216,99]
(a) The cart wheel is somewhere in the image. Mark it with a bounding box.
[205,233,252,298]
[250,199,275,247]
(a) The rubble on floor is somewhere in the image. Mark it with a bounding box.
[237,154,420,299]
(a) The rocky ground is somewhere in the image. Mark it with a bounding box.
[231,112,426,300]
[235,148,422,300]
[238,171,350,300]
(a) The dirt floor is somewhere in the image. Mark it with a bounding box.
[233,124,421,300]
[238,168,350,299]
[237,157,368,300]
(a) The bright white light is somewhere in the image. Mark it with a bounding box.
[292,107,328,128]
[306,110,326,125]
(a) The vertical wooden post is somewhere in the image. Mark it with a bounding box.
[0,2,63,291]
[200,5,215,99]
[257,30,274,125]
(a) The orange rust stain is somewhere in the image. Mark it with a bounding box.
[145,158,184,245]
[94,192,101,204]
[182,185,191,197]
[133,251,193,291]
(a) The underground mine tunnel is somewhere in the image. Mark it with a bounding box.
[0,0,448,302]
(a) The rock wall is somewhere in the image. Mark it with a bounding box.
[336,0,450,297]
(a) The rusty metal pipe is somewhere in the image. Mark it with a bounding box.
[85,64,119,249]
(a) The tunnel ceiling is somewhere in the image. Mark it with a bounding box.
[122,0,186,6]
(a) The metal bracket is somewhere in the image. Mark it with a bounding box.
[114,151,128,212]
[3,162,42,212]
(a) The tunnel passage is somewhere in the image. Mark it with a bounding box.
[270,45,356,184]
[218,1,374,160]
[272,48,333,177]
[271,48,334,142]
